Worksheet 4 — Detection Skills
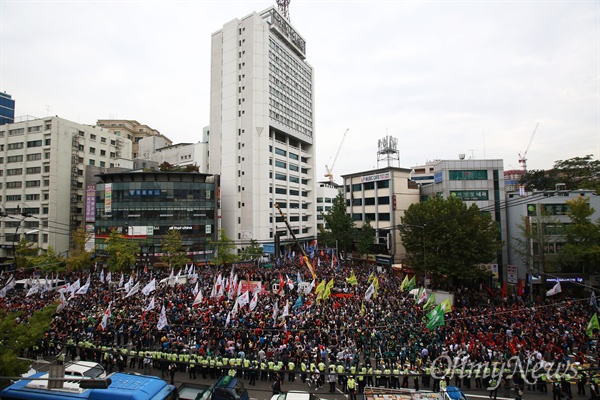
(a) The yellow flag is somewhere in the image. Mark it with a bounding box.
[325,277,335,290]
[400,276,408,291]
[315,280,325,294]
[346,270,358,286]
[323,285,331,300]
[361,301,365,316]
[440,298,452,313]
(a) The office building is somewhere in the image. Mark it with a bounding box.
[0,92,15,125]
[420,158,508,279]
[93,171,219,267]
[342,167,420,266]
[505,187,600,292]
[209,6,316,251]
[96,119,172,160]
[316,182,342,232]
[0,117,132,268]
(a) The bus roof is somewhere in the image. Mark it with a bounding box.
[1,372,176,400]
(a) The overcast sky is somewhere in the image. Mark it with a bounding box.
[1,0,598,182]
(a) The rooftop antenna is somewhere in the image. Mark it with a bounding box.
[467,149,475,159]
[276,0,291,20]
[377,135,400,168]
[44,105,52,117]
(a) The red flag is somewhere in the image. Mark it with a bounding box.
[501,282,507,298]
[299,254,304,266]
[517,279,525,296]
[143,265,148,274]
[278,273,284,295]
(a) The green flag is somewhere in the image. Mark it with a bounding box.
[587,313,600,337]
[423,293,436,310]
[426,304,445,330]
[405,276,416,292]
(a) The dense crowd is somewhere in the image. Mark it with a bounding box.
[0,253,597,396]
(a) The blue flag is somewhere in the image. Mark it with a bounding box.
[293,295,303,310]
[592,291,598,311]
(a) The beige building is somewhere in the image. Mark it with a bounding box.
[0,116,132,268]
[96,119,172,160]
[342,167,420,265]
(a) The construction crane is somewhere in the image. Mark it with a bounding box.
[518,122,539,171]
[324,128,349,184]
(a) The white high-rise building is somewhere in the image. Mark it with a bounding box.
[209,6,316,251]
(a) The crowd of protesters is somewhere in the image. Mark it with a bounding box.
[0,251,598,398]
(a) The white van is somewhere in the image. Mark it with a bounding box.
[64,361,106,379]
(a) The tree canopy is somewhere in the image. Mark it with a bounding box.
[398,195,502,282]
[559,196,600,274]
[318,192,355,255]
[0,303,57,388]
[356,219,375,257]
[210,228,238,266]
[520,155,600,193]
[160,229,190,270]
[105,228,138,272]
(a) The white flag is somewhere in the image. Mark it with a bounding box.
[282,300,289,317]
[76,278,90,295]
[100,304,111,330]
[70,279,81,293]
[157,305,168,330]
[546,281,562,297]
[253,281,262,295]
[57,291,67,313]
[26,282,40,297]
[124,276,134,292]
[305,279,315,295]
[286,275,294,290]
[232,300,239,317]
[145,297,155,312]
[106,271,112,283]
[125,281,140,298]
[249,291,259,311]
[225,311,231,326]
[141,278,156,296]
[119,273,124,288]
[237,290,250,307]
[272,300,279,321]
[192,282,199,296]
[99,269,105,283]
[193,289,203,307]
[364,282,375,301]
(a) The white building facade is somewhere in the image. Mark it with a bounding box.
[209,7,316,250]
[0,117,132,266]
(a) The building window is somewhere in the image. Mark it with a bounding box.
[45,138,51,146]
[7,142,23,150]
[289,176,299,183]
[449,170,488,180]
[275,147,286,156]
[364,197,376,206]
[89,147,96,154]
[27,140,43,148]
[25,194,40,201]
[90,134,96,140]
[353,198,362,206]
[378,196,390,205]
[378,213,391,221]
[7,168,22,176]
[7,155,23,163]
[26,180,41,187]
[275,188,287,194]
[100,161,106,167]
[6,181,22,188]
[26,166,41,174]
[275,173,286,181]
[376,180,390,189]
[100,149,106,156]
[352,183,361,191]
[275,160,286,169]
[6,195,21,202]
[44,152,50,159]
[101,137,107,143]
[363,182,375,190]
[89,159,95,166]
[26,153,42,161]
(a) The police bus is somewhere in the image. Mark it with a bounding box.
[0,372,177,400]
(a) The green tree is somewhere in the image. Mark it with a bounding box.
[160,229,190,270]
[159,161,182,172]
[105,228,137,272]
[559,196,600,274]
[67,226,94,272]
[0,303,57,388]
[511,208,563,275]
[398,195,502,282]
[31,246,65,274]
[521,155,600,192]
[240,239,264,261]
[210,228,238,266]
[318,192,355,255]
[14,238,37,271]
[356,219,375,257]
